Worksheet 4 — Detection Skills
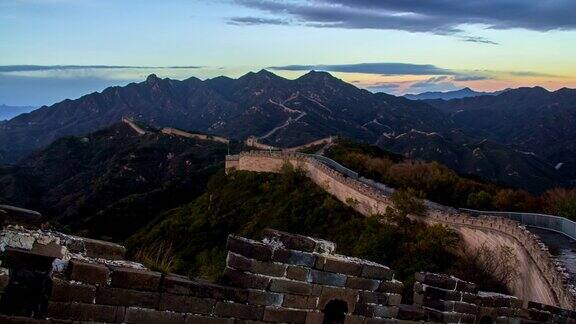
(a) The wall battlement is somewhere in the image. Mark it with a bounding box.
[225,151,576,310]
[1,225,575,323]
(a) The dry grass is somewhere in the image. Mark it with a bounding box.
[134,241,175,274]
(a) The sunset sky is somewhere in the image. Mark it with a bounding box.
[1,0,575,106]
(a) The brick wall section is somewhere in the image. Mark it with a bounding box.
[1,226,576,323]
[225,151,576,309]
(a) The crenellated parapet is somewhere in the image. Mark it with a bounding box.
[226,151,576,310]
[1,226,574,323]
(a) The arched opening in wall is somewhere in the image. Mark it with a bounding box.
[322,299,348,324]
[479,315,493,324]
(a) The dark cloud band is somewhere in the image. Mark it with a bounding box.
[230,0,576,39]
[0,65,202,73]
[269,63,456,75]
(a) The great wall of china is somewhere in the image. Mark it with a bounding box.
[225,151,576,310]
[1,221,575,323]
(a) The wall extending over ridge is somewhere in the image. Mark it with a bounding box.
[225,151,576,310]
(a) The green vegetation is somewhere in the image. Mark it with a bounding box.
[326,139,576,219]
[126,164,508,294]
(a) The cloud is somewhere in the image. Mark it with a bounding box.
[269,63,456,75]
[404,76,461,93]
[230,0,576,42]
[0,65,201,73]
[228,17,289,26]
[453,74,490,81]
[459,36,499,45]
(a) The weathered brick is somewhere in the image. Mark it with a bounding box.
[96,286,159,308]
[159,293,215,314]
[270,278,313,295]
[319,256,362,276]
[318,286,358,311]
[263,307,307,323]
[110,267,162,291]
[47,301,123,322]
[378,280,403,294]
[282,294,318,309]
[344,315,365,324]
[227,236,272,261]
[415,272,456,290]
[272,249,316,267]
[68,259,109,285]
[287,266,309,281]
[213,302,264,320]
[455,279,478,294]
[162,275,248,302]
[309,269,347,287]
[361,264,393,280]
[354,304,398,318]
[305,311,324,324]
[124,307,185,324]
[227,252,287,277]
[396,304,427,321]
[185,315,235,324]
[0,314,50,323]
[419,285,462,302]
[2,247,55,271]
[262,229,317,252]
[83,238,125,260]
[358,291,400,306]
[223,268,270,290]
[346,276,379,291]
[50,278,95,303]
[247,290,284,306]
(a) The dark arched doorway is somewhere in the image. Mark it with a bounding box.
[322,299,348,324]
[479,315,493,324]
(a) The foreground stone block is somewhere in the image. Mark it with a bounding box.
[223,268,271,290]
[213,301,264,320]
[68,259,110,285]
[226,236,272,261]
[83,238,125,260]
[227,252,287,277]
[96,286,159,308]
[124,307,185,324]
[270,278,313,295]
[48,301,124,323]
[263,307,308,323]
[247,290,284,306]
[159,293,215,314]
[50,278,95,303]
[110,267,162,291]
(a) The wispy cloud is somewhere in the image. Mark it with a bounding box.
[228,17,289,26]
[269,63,456,76]
[0,65,202,73]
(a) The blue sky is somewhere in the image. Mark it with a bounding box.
[1,0,575,106]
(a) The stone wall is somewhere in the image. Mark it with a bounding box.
[225,151,576,310]
[161,128,230,144]
[1,226,575,323]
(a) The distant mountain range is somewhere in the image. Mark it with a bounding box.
[404,87,506,100]
[0,70,574,192]
[0,104,35,121]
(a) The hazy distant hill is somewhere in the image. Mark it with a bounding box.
[0,104,35,121]
[405,87,505,100]
[427,87,576,179]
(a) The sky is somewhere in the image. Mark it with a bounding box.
[1,0,575,106]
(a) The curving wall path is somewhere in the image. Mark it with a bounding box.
[225,151,576,309]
